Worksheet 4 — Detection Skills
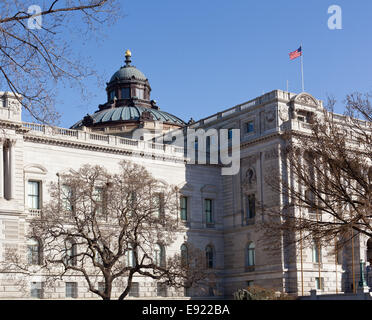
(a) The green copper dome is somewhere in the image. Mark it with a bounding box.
[71,105,185,129]
[109,66,147,82]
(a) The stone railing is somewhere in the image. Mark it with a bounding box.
[28,208,41,218]
[22,122,185,158]
[188,90,290,129]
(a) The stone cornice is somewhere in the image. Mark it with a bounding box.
[23,134,187,164]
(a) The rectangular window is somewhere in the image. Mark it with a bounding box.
[246,121,254,133]
[98,282,105,292]
[30,282,43,299]
[205,199,213,224]
[61,185,73,212]
[94,187,104,215]
[65,282,78,298]
[129,282,139,297]
[136,88,144,99]
[180,196,188,221]
[155,193,165,218]
[121,88,130,99]
[125,247,136,267]
[184,287,192,297]
[315,277,324,290]
[245,194,256,221]
[156,283,167,297]
[27,244,40,265]
[247,280,254,287]
[28,181,41,209]
[312,242,321,263]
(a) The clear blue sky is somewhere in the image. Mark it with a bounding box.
[45,0,372,128]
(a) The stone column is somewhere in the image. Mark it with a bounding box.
[0,139,3,198]
[8,139,16,200]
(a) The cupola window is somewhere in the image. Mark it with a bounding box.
[136,88,144,100]
[109,90,115,101]
[121,87,130,99]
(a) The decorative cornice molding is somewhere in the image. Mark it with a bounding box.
[23,134,186,164]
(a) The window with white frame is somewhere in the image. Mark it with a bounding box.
[28,181,41,209]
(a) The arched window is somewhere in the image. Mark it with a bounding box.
[180,244,188,266]
[154,244,165,267]
[205,245,214,269]
[27,238,41,265]
[65,239,77,266]
[246,242,255,267]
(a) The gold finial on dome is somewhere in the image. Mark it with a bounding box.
[125,49,132,57]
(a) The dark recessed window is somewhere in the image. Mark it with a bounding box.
[246,121,254,133]
[121,88,130,99]
[109,90,115,101]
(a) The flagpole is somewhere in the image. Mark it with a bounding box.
[300,43,305,92]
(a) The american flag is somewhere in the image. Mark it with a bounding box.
[289,46,302,60]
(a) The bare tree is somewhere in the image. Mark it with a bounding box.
[260,93,372,252]
[19,160,209,300]
[0,0,120,123]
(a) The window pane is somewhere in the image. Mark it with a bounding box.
[136,88,144,99]
[121,88,130,99]
[31,282,43,298]
[180,197,187,221]
[109,90,115,100]
[28,181,40,209]
[66,282,77,298]
[246,194,255,220]
[246,121,254,133]
[129,282,139,297]
[205,199,213,223]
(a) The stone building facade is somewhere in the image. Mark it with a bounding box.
[0,53,371,299]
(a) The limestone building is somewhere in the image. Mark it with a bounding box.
[0,52,371,299]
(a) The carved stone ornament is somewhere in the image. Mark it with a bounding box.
[264,148,278,160]
[279,106,289,122]
[265,109,276,123]
[241,154,259,167]
[7,98,21,114]
[140,110,154,121]
[295,93,318,108]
